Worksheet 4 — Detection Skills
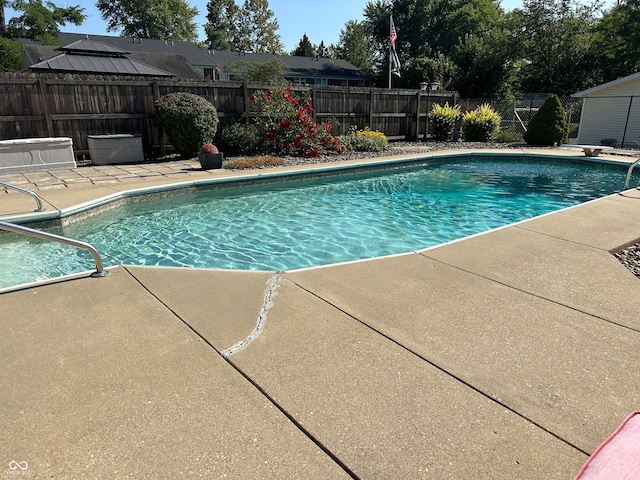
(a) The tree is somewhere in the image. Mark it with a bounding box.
[403,53,458,91]
[237,0,283,53]
[204,0,283,53]
[362,0,402,85]
[0,36,21,71]
[96,0,198,42]
[6,0,85,44]
[204,0,240,51]
[359,0,605,95]
[516,0,599,95]
[292,33,314,57]
[449,10,522,97]
[335,20,375,74]
[362,0,509,89]
[315,40,330,57]
[224,59,286,83]
[1,0,7,33]
[591,0,640,84]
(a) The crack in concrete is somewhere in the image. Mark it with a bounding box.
[221,272,283,358]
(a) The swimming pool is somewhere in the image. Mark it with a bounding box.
[1,155,637,288]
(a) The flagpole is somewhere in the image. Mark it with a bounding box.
[388,15,392,89]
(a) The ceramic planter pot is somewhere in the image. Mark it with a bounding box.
[199,152,224,170]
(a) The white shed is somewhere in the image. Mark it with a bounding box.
[572,72,640,148]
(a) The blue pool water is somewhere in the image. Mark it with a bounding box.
[1,156,637,288]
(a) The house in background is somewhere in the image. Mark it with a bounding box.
[20,33,372,87]
[572,73,640,148]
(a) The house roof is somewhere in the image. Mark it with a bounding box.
[572,72,640,97]
[59,39,130,56]
[205,50,371,80]
[52,32,371,81]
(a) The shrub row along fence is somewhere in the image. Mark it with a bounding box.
[0,72,587,161]
[459,96,584,142]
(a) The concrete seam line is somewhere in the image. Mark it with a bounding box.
[221,272,283,358]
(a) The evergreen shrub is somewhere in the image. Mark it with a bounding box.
[218,123,263,156]
[154,92,219,158]
[429,102,461,141]
[523,94,568,146]
[462,104,501,142]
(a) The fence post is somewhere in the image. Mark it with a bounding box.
[622,95,634,148]
[243,81,250,124]
[369,88,375,128]
[312,85,318,123]
[38,77,54,137]
[415,91,422,141]
[151,79,160,100]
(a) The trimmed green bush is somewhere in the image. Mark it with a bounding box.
[462,104,501,142]
[429,102,461,141]
[154,92,219,158]
[217,122,263,156]
[523,94,568,146]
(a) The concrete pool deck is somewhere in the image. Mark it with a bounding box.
[1,148,639,478]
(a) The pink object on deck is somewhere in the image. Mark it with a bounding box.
[574,412,640,479]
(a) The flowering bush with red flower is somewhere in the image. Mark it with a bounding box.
[250,87,344,158]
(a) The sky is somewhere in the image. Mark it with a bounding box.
[6,0,369,51]
[6,0,606,52]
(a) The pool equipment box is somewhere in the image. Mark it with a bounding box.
[88,134,144,165]
[0,137,76,174]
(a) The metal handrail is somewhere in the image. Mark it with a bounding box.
[622,157,640,191]
[0,220,109,277]
[0,181,45,212]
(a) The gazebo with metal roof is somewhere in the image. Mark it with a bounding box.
[25,39,175,77]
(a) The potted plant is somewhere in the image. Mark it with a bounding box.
[199,143,224,170]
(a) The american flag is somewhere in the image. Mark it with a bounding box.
[390,16,398,51]
[390,16,400,76]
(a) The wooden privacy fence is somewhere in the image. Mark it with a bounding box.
[0,72,457,160]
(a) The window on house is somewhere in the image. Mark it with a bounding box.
[203,68,214,80]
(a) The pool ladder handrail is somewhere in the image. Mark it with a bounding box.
[0,220,110,278]
[0,181,45,212]
[622,157,640,191]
